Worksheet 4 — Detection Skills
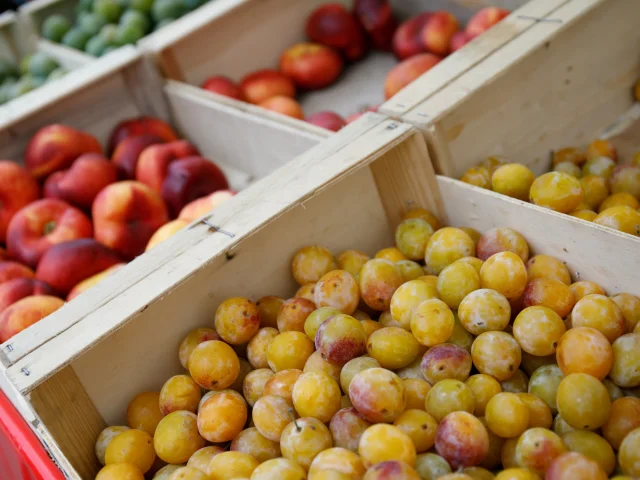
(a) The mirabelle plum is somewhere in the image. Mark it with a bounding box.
[280,417,333,470]
[437,261,480,309]
[458,289,511,335]
[267,331,314,371]
[186,446,223,474]
[296,283,316,302]
[465,374,502,416]
[390,279,439,330]
[449,316,475,352]
[304,351,342,382]
[491,164,536,201]
[403,378,431,409]
[619,427,640,477]
[262,369,302,402]
[159,375,201,415]
[153,411,204,465]
[599,192,640,212]
[425,379,474,422]
[556,327,612,379]
[178,328,221,369]
[421,343,472,384]
[580,175,609,210]
[571,294,625,343]
[435,411,489,469]
[522,278,576,318]
[556,373,610,430]
[359,259,404,311]
[365,326,418,369]
[515,428,567,475]
[485,393,529,438]
[587,139,617,161]
[247,327,279,369]
[610,333,640,388]
[339,356,380,393]
[570,281,605,300]
[528,364,563,413]
[206,451,259,480]
[424,228,476,275]
[513,306,566,356]
[529,172,584,213]
[461,166,491,189]
[462,466,495,480]
[480,252,527,300]
[315,314,366,365]
[471,331,522,381]
[379,309,403,328]
[278,298,316,332]
[415,453,452,479]
[594,206,640,236]
[403,208,442,231]
[375,247,407,262]
[393,409,438,453]
[304,307,341,340]
[602,378,624,401]
[395,218,434,260]
[359,424,417,468]
[546,452,607,480]
[526,255,571,285]
[189,340,239,390]
[252,394,296,442]
[477,228,529,263]
[363,461,421,480]
[360,319,382,339]
[500,370,529,394]
[198,391,247,443]
[292,371,342,423]
[96,426,130,466]
[411,298,455,347]
[308,470,353,480]
[251,457,307,480]
[230,427,280,462]
[520,351,556,376]
[96,464,144,480]
[553,147,586,166]
[125,393,164,439]
[515,393,552,429]
[479,417,505,469]
[256,296,285,328]
[570,209,598,221]
[562,430,615,474]
[242,368,273,407]
[349,367,406,423]
[397,260,425,281]
[611,293,640,333]
[292,245,337,285]
[611,165,640,198]
[308,448,366,479]
[602,397,640,450]
[314,270,360,315]
[501,438,519,468]
[337,249,370,280]
[329,407,371,452]
[582,156,615,178]
[494,468,540,480]
[214,297,260,344]
[460,228,482,248]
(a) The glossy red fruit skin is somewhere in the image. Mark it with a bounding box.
[392,13,432,60]
[306,4,368,61]
[354,0,398,52]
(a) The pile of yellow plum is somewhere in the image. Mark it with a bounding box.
[95,208,640,480]
[460,139,640,237]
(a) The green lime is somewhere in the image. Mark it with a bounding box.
[27,52,59,78]
[78,13,108,35]
[41,15,72,42]
[130,0,153,14]
[153,17,174,30]
[114,24,144,45]
[182,0,203,12]
[120,9,150,33]
[47,67,67,81]
[0,58,19,83]
[85,35,109,56]
[61,28,91,50]
[93,0,123,23]
[151,0,184,22]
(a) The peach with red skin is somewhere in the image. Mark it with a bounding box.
[258,96,305,119]
[421,11,460,57]
[354,0,399,52]
[0,278,57,313]
[7,199,93,268]
[92,181,169,260]
[178,190,236,222]
[465,7,510,39]
[201,76,244,100]
[0,295,64,342]
[0,162,39,244]
[392,13,431,60]
[36,239,123,295]
[67,263,125,301]
[450,31,471,52]
[111,134,166,180]
[135,140,200,192]
[44,154,117,211]
[306,4,367,61]
[107,117,178,155]
[384,53,441,99]
[239,69,296,104]
[306,111,346,132]
[0,262,35,285]
[161,157,229,218]
[280,43,344,90]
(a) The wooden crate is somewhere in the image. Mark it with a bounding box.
[0,45,329,395]
[139,0,556,136]
[3,112,639,479]
[399,0,640,177]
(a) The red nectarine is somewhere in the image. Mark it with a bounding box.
[0,262,35,285]
[258,96,305,119]
[239,70,296,105]
[466,7,510,39]
[280,43,344,90]
[450,31,472,52]
[202,76,245,100]
[0,161,39,244]
[384,53,441,99]
[0,278,57,313]
[0,295,64,342]
[422,11,460,56]
[135,140,200,192]
[111,134,166,180]
[107,117,179,155]
[306,111,346,132]
[354,0,398,52]
[178,190,236,222]
[67,263,125,301]
[392,12,431,60]
[306,4,367,61]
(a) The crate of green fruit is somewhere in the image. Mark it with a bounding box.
[18,0,221,58]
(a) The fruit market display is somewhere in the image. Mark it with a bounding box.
[94,209,640,480]
[0,52,67,105]
[199,2,510,131]
[459,138,640,237]
[0,117,234,343]
[39,0,209,56]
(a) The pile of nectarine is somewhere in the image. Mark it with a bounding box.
[459,138,640,238]
[0,117,235,343]
[95,208,640,480]
[200,2,511,132]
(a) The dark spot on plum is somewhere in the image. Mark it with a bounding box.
[421,424,428,430]
[509,364,514,371]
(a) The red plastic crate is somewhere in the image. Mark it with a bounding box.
[0,388,66,480]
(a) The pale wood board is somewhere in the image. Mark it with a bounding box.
[600,102,640,163]
[2,113,393,379]
[36,38,94,69]
[405,0,640,177]
[0,11,20,61]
